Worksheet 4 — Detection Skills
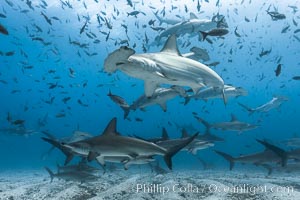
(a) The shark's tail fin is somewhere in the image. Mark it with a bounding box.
[44,167,55,182]
[199,31,208,41]
[41,137,74,166]
[238,102,254,115]
[164,133,198,170]
[214,150,235,170]
[256,139,288,167]
[121,106,130,119]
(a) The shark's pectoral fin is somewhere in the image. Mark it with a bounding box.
[96,156,106,166]
[158,102,167,112]
[222,88,227,105]
[144,81,158,97]
[64,153,74,166]
[190,148,198,155]
[87,151,99,162]
[124,163,130,170]
[192,87,201,94]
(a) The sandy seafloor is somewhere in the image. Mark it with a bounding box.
[0,169,299,200]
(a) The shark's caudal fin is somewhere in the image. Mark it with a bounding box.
[41,137,74,166]
[44,167,55,183]
[238,102,254,114]
[121,106,130,119]
[256,139,288,167]
[164,133,198,170]
[199,31,208,41]
[214,150,235,170]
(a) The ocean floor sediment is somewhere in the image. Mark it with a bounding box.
[0,170,299,200]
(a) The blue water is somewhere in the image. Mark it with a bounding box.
[0,0,299,171]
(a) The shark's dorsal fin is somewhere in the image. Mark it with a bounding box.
[160,34,181,56]
[162,128,169,140]
[181,129,189,138]
[231,114,238,122]
[102,117,120,136]
[190,12,198,20]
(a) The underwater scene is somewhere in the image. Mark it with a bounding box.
[1,0,300,199]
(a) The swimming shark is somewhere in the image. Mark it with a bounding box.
[195,114,258,133]
[45,167,98,182]
[255,139,300,167]
[154,129,214,155]
[62,118,198,170]
[129,86,187,112]
[155,13,227,41]
[185,85,247,105]
[238,95,288,114]
[104,34,227,104]
[214,149,284,171]
[153,10,182,25]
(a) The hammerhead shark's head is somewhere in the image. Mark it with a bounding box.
[62,118,198,170]
[104,34,227,104]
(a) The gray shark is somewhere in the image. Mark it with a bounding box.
[181,128,224,143]
[238,95,288,114]
[130,86,187,112]
[153,10,182,25]
[185,85,247,105]
[155,129,214,155]
[104,35,226,103]
[155,13,227,41]
[195,114,258,133]
[215,150,283,170]
[45,167,98,182]
[62,118,198,170]
[256,139,300,166]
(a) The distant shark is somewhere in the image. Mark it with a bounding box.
[195,114,258,133]
[238,95,288,114]
[185,85,247,105]
[62,118,198,170]
[104,34,227,104]
[155,13,227,41]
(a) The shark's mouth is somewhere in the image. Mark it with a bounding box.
[104,46,135,73]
